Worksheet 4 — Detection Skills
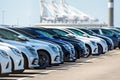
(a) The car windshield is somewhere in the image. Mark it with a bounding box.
[0,29,19,41]
[69,29,84,36]
[15,28,41,39]
[102,29,114,36]
[12,28,37,39]
[110,29,120,35]
[33,29,53,38]
[80,29,94,35]
[52,29,69,36]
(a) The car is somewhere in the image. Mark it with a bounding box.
[0,26,64,69]
[0,46,12,75]
[0,39,39,69]
[10,27,76,61]
[77,28,114,50]
[115,27,120,30]
[66,28,108,54]
[0,42,24,73]
[26,27,86,58]
[45,27,99,57]
[89,27,120,49]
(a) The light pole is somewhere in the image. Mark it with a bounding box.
[108,0,114,27]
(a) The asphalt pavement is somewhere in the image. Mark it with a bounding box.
[0,49,120,80]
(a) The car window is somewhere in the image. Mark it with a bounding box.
[0,29,19,41]
[80,29,93,35]
[34,30,53,38]
[91,29,100,34]
[69,29,83,36]
[52,29,69,36]
[101,29,113,36]
[111,29,120,35]
[19,29,41,38]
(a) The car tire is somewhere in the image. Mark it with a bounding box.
[83,45,91,58]
[118,42,120,49]
[98,44,103,54]
[75,49,80,59]
[38,51,50,69]
[22,53,29,69]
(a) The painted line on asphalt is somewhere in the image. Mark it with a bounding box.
[86,58,96,62]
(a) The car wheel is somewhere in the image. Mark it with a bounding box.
[38,51,50,69]
[0,64,1,74]
[98,44,103,54]
[118,42,120,49]
[75,49,80,59]
[22,53,29,69]
[83,45,91,58]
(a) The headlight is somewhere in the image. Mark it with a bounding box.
[118,37,120,40]
[78,42,85,49]
[91,41,96,46]
[49,45,59,53]
[67,42,73,48]
[10,47,21,56]
[25,46,37,54]
[0,50,8,57]
[63,44,70,51]
[101,39,106,44]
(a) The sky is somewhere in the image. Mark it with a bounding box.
[0,0,120,27]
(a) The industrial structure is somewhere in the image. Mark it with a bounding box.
[40,0,99,24]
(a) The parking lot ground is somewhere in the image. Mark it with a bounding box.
[0,49,120,80]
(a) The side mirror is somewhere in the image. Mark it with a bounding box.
[53,35,59,39]
[18,36,28,41]
[112,34,117,37]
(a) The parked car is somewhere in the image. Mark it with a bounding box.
[77,28,114,50]
[0,46,12,75]
[24,27,86,58]
[0,42,24,73]
[116,27,120,30]
[45,27,99,57]
[66,28,108,54]
[0,26,64,69]
[10,27,76,61]
[0,39,39,69]
[89,27,120,49]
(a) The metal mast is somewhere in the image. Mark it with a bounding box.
[108,0,114,27]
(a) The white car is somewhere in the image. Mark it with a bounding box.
[0,40,39,69]
[67,28,108,54]
[0,42,24,73]
[0,27,63,69]
[0,46,12,75]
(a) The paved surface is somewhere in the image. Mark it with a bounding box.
[0,49,120,80]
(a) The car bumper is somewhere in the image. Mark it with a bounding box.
[1,57,12,74]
